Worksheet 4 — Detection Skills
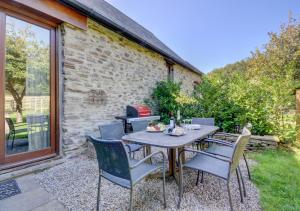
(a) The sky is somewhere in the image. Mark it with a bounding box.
[106,0,300,73]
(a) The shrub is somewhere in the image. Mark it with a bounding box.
[144,80,180,124]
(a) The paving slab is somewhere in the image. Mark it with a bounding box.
[16,174,40,193]
[0,187,55,211]
[31,199,66,211]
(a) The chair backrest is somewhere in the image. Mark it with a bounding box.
[230,127,251,172]
[99,121,125,140]
[131,120,148,132]
[191,118,215,126]
[87,136,131,181]
[5,118,15,132]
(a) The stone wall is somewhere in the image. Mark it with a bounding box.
[61,19,202,155]
[174,64,202,94]
[213,133,278,150]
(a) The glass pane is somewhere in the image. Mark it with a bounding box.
[4,16,50,155]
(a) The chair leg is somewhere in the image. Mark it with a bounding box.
[11,133,15,150]
[196,170,200,186]
[227,182,233,211]
[238,166,247,197]
[96,175,101,211]
[129,187,133,211]
[196,170,204,185]
[236,168,244,203]
[243,153,251,180]
[162,164,166,208]
[6,134,10,147]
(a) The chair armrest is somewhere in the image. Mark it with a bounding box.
[130,151,165,169]
[203,138,234,147]
[214,132,235,136]
[179,148,231,163]
[124,144,132,154]
[214,132,239,140]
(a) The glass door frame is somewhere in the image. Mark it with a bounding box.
[0,8,58,167]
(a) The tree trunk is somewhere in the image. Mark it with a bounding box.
[15,100,23,123]
[6,82,26,123]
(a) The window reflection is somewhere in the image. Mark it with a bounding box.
[4,16,50,155]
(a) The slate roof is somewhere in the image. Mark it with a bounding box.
[60,0,203,75]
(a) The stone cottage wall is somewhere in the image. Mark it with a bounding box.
[174,65,202,94]
[61,19,202,155]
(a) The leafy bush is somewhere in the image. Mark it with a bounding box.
[145,80,180,124]
[195,17,299,142]
[146,17,298,143]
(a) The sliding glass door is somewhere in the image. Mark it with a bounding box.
[0,10,57,166]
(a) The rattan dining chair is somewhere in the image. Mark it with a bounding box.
[99,121,143,158]
[87,136,166,211]
[178,127,251,211]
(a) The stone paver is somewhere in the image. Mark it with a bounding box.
[31,199,66,211]
[16,175,41,193]
[0,174,66,211]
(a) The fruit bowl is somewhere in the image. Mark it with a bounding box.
[146,123,166,132]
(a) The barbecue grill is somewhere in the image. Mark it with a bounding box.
[115,105,160,133]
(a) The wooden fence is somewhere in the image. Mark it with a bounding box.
[5,96,50,115]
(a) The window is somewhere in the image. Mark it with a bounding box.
[193,81,200,90]
[166,59,174,81]
[0,10,57,166]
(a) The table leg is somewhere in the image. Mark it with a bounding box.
[145,145,152,163]
[178,147,185,164]
[168,148,176,176]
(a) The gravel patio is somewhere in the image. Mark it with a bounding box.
[35,148,261,211]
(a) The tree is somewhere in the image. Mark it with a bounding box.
[5,21,50,122]
[195,16,300,142]
[5,23,28,122]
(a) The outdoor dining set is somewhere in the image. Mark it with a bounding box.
[87,117,252,211]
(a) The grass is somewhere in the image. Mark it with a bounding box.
[14,122,28,139]
[249,144,300,211]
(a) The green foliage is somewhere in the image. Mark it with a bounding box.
[148,17,298,142]
[5,19,50,122]
[145,80,181,124]
[195,16,299,142]
[193,76,245,132]
[249,147,300,210]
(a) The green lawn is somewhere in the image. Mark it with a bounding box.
[14,122,28,139]
[249,145,300,211]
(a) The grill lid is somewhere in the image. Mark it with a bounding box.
[126,105,151,117]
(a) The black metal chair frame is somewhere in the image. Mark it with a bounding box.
[5,118,16,150]
[87,136,166,211]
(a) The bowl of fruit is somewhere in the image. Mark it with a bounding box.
[146,123,166,132]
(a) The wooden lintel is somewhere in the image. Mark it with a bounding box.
[0,0,87,30]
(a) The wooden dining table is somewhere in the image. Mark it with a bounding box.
[122,125,219,181]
